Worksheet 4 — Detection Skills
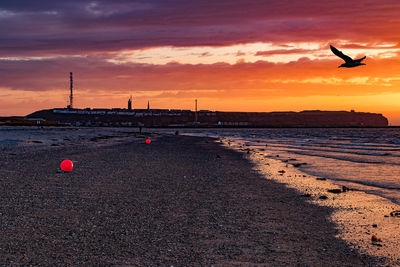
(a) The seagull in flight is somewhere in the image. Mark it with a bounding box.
[330,45,366,68]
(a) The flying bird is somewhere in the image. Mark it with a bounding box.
[330,45,366,68]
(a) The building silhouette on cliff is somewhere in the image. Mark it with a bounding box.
[128,96,132,110]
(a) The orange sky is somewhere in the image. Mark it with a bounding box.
[0,1,399,124]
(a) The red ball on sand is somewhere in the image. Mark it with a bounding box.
[146,139,151,144]
[60,159,73,172]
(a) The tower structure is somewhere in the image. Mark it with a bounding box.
[67,72,73,109]
[147,101,150,111]
[128,95,132,110]
[195,99,198,123]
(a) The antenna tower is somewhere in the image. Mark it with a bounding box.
[69,72,73,109]
[195,99,198,123]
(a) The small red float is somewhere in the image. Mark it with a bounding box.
[60,159,73,172]
[145,139,151,144]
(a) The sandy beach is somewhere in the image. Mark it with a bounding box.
[0,131,380,265]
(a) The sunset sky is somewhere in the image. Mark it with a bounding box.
[1,0,400,124]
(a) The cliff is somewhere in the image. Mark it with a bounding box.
[26,109,388,127]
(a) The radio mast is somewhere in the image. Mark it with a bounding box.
[68,72,73,109]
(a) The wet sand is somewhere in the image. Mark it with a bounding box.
[0,133,380,265]
[222,138,400,265]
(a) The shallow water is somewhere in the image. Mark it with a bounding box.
[0,126,139,147]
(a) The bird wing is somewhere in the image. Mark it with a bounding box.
[330,45,353,63]
[354,56,366,62]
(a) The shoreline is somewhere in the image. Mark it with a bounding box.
[219,137,400,265]
[0,132,381,265]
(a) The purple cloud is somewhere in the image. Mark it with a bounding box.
[0,0,399,56]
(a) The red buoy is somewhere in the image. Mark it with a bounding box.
[145,139,151,144]
[60,159,73,172]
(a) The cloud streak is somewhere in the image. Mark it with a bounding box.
[1,54,400,96]
[0,0,399,56]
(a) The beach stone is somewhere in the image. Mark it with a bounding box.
[327,189,342,194]
[390,210,400,217]
[371,235,382,242]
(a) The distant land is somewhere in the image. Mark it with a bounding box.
[20,108,389,128]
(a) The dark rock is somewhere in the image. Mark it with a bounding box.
[372,224,377,228]
[319,195,328,200]
[390,210,400,217]
[316,178,327,181]
[216,155,221,159]
[327,189,342,194]
[371,235,382,242]
[278,170,285,174]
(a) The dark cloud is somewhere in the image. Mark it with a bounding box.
[0,0,399,56]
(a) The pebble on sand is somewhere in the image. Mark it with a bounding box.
[327,189,342,194]
[390,210,400,217]
[371,235,382,242]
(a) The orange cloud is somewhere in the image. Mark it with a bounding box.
[1,51,400,124]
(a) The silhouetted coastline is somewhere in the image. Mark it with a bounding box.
[24,108,388,128]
